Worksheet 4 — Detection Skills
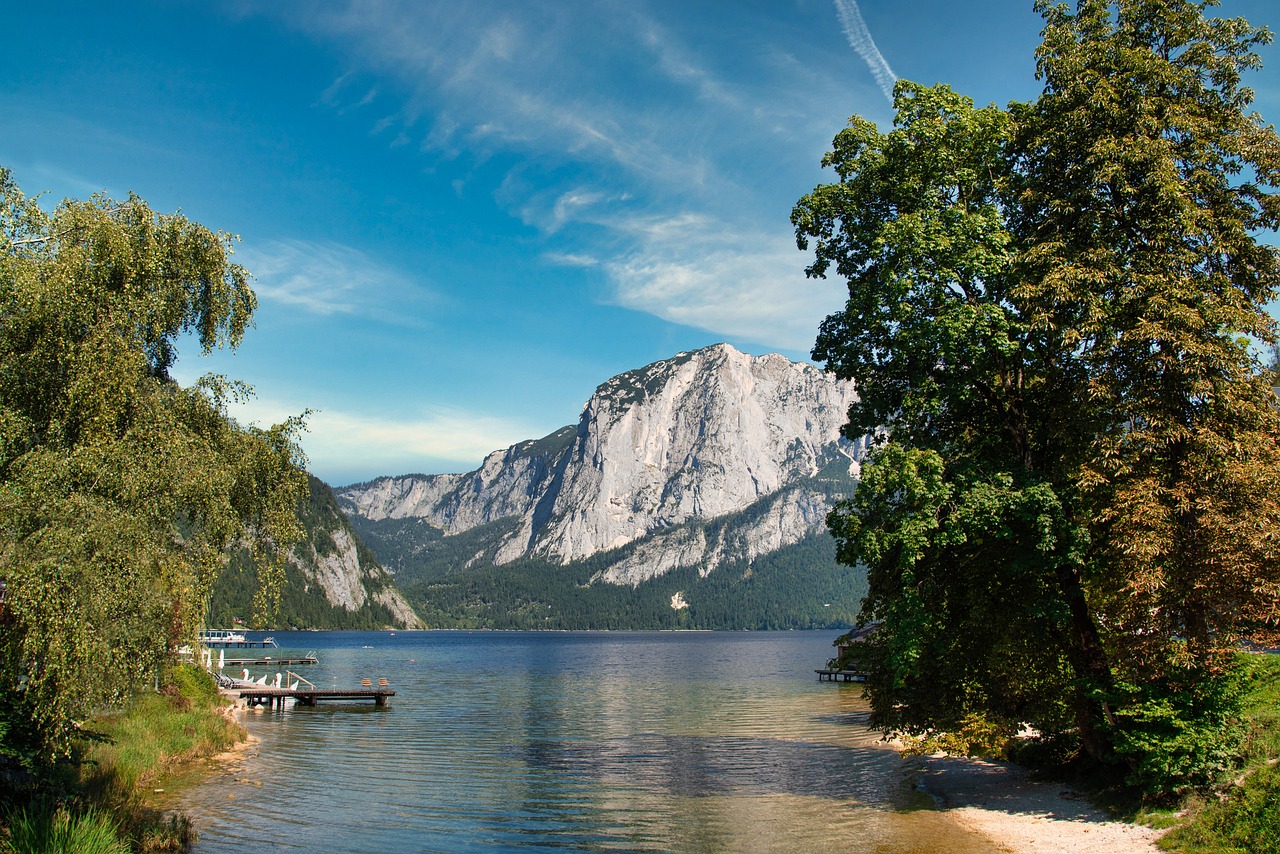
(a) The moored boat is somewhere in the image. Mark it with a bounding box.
[197,629,278,648]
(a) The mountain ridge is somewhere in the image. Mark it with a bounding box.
[340,343,864,572]
[335,344,869,628]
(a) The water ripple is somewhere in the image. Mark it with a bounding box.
[173,632,995,854]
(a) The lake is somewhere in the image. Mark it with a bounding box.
[173,631,999,853]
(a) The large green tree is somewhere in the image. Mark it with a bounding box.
[795,0,1280,791]
[0,169,308,765]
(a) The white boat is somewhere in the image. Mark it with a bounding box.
[199,629,247,645]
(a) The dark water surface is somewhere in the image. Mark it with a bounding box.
[173,631,996,853]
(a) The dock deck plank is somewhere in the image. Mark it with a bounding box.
[220,656,318,666]
[235,686,395,708]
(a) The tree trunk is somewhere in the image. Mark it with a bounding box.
[1055,561,1115,765]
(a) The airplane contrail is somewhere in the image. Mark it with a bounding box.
[833,0,897,102]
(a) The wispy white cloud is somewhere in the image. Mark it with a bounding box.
[234,1,871,353]
[318,71,354,107]
[833,0,897,102]
[605,213,846,353]
[238,238,439,325]
[209,391,543,483]
[249,2,750,197]
[8,161,110,208]
[0,105,183,204]
[318,72,379,115]
[632,15,744,114]
[303,406,540,480]
[546,189,607,234]
[543,252,600,268]
[513,187,624,234]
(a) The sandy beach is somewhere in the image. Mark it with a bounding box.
[917,755,1165,853]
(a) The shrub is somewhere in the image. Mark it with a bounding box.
[1109,669,1248,801]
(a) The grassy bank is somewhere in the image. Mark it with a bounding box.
[1,665,245,853]
[1157,652,1280,853]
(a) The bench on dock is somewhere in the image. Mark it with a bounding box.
[815,668,867,683]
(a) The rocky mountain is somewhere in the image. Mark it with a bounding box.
[336,344,870,629]
[209,475,424,630]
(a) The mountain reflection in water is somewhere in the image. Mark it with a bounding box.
[170,631,998,854]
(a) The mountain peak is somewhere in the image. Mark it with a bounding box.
[339,347,863,577]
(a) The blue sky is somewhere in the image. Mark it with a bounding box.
[5,1,1279,485]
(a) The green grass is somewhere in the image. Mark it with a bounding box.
[0,801,129,854]
[80,666,243,797]
[1159,653,1280,854]
[2,665,244,853]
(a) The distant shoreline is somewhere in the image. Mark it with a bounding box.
[240,626,846,633]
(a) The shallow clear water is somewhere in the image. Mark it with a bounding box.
[173,631,996,853]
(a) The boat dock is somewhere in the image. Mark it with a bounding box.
[220,655,318,666]
[204,638,278,648]
[222,671,394,709]
[237,685,395,709]
[816,668,867,683]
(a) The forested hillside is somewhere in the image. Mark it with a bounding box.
[401,530,866,631]
[349,466,866,629]
[210,475,422,630]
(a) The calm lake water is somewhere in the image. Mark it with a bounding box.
[172,631,998,853]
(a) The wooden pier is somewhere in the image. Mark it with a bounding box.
[220,655,318,667]
[238,686,395,709]
[816,668,867,683]
[204,639,278,648]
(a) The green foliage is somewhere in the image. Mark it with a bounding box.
[79,666,241,797]
[1237,654,1280,763]
[0,664,232,853]
[1,801,127,854]
[209,475,408,629]
[1109,667,1249,799]
[0,697,40,788]
[839,444,1082,745]
[794,0,1280,797]
[0,169,308,764]
[899,714,1016,761]
[1182,762,1280,854]
[1159,654,1280,853]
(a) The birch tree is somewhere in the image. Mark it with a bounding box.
[0,169,307,765]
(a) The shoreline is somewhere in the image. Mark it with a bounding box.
[179,652,1169,853]
[144,693,261,842]
[917,755,1165,853]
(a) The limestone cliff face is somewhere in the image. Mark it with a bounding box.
[338,344,865,583]
[342,426,575,534]
[289,476,425,629]
[587,486,837,587]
